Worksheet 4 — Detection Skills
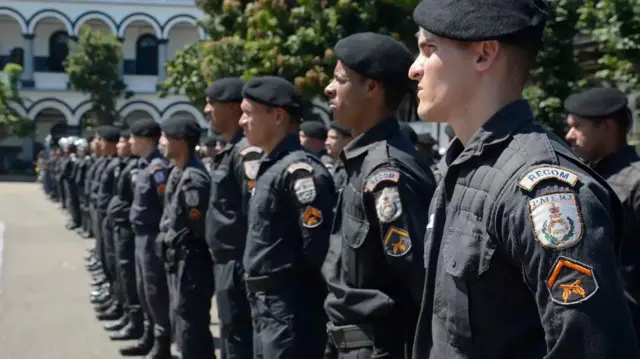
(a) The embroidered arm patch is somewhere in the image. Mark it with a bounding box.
[302,206,323,228]
[529,193,583,249]
[546,256,598,305]
[518,166,579,191]
[375,187,402,223]
[365,169,400,192]
[383,226,411,257]
[294,177,317,204]
[287,162,314,174]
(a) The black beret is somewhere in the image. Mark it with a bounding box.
[334,32,414,84]
[203,136,218,147]
[300,121,328,141]
[130,119,161,138]
[205,77,245,103]
[413,0,548,45]
[242,76,303,118]
[444,124,455,138]
[119,129,131,139]
[399,122,418,145]
[329,121,351,137]
[98,125,120,142]
[564,87,629,118]
[161,117,202,141]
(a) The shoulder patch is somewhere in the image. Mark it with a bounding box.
[518,166,579,191]
[546,256,598,305]
[294,177,317,204]
[287,162,314,174]
[240,146,262,156]
[383,226,411,257]
[529,193,583,249]
[244,160,260,180]
[364,169,400,192]
[376,187,403,223]
[302,206,323,228]
[153,171,165,183]
[184,189,200,207]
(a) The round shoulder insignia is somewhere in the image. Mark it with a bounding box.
[529,193,583,249]
[375,187,402,223]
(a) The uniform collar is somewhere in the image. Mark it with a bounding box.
[341,117,399,162]
[257,134,301,177]
[592,145,640,176]
[217,130,244,158]
[439,99,534,174]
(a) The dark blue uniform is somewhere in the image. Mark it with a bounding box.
[107,156,142,324]
[160,158,214,359]
[206,131,262,359]
[414,100,639,358]
[98,156,121,293]
[63,154,82,228]
[244,134,336,359]
[323,117,435,359]
[130,152,172,340]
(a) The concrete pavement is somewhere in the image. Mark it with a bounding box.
[0,182,221,359]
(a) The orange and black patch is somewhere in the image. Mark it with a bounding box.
[546,256,598,305]
[383,226,411,257]
[302,206,323,228]
[158,184,166,193]
[188,208,200,220]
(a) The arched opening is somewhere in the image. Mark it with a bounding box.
[166,22,201,61]
[48,30,69,72]
[0,14,25,69]
[136,34,158,75]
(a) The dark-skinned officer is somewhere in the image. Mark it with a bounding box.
[106,130,144,340]
[299,120,334,169]
[322,33,435,359]
[240,76,336,359]
[205,77,261,359]
[564,87,640,344]
[324,121,351,194]
[125,119,172,358]
[408,0,639,358]
[158,117,214,359]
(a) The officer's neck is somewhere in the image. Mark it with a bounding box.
[262,130,290,155]
[450,84,521,146]
[172,151,190,169]
[350,110,394,138]
[223,122,242,142]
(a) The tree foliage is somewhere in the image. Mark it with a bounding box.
[0,63,32,139]
[64,25,130,128]
[162,0,639,135]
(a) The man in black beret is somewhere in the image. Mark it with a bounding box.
[105,129,145,341]
[74,136,94,238]
[92,126,125,323]
[299,120,334,169]
[240,76,336,358]
[204,77,260,359]
[409,0,639,357]
[158,116,215,359]
[564,87,640,344]
[325,121,352,193]
[323,32,436,359]
[200,136,217,172]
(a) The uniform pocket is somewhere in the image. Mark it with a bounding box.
[442,229,495,279]
[342,212,370,249]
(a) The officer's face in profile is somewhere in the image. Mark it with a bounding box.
[565,114,606,161]
[117,136,131,157]
[325,61,369,129]
[162,133,184,159]
[325,129,351,158]
[239,99,279,148]
[159,133,169,156]
[409,30,475,122]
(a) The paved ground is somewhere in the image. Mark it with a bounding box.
[0,182,221,359]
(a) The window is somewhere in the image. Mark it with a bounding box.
[48,31,69,72]
[136,34,158,75]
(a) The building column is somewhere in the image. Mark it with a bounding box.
[117,37,125,79]
[157,39,168,84]
[68,35,78,55]
[22,33,35,88]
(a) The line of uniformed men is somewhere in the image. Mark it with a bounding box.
[42,0,640,358]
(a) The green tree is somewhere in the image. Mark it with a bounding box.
[162,0,420,108]
[64,25,130,127]
[0,63,32,139]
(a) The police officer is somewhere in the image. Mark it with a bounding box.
[322,33,435,359]
[75,136,94,238]
[201,135,219,172]
[205,77,261,359]
[408,0,640,357]
[56,138,69,210]
[158,117,214,359]
[125,119,172,358]
[107,130,145,340]
[324,121,351,193]
[240,76,336,358]
[300,120,334,168]
[564,87,640,344]
[63,137,82,230]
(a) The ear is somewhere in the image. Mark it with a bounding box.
[472,40,500,73]
[365,79,382,98]
[274,108,287,127]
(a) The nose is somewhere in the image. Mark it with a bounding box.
[408,56,424,81]
[565,128,576,142]
[238,114,247,127]
[324,82,335,98]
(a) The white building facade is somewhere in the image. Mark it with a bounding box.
[0,0,207,165]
